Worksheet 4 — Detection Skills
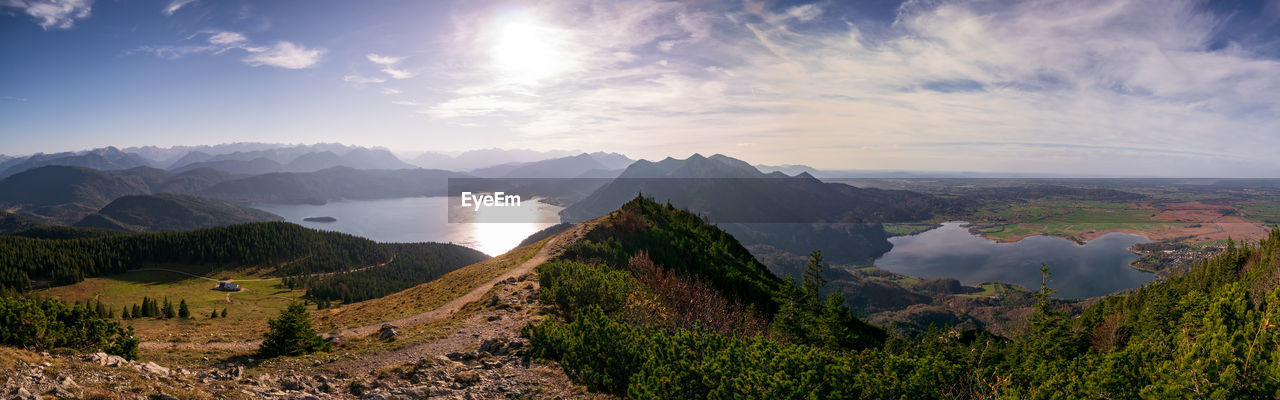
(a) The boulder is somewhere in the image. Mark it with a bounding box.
[377,325,398,341]
[137,362,171,377]
[453,370,481,386]
[86,352,128,367]
[479,338,507,356]
[279,376,309,391]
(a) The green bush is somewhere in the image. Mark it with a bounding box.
[0,296,137,359]
[537,260,635,318]
[257,301,330,358]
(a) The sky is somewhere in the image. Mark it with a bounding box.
[2,0,1280,177]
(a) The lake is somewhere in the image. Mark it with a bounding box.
[252,196,564,257]
[873,222,1155,298]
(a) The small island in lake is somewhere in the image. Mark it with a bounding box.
[303,216,337,222]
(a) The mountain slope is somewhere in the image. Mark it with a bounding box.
[0,166,151,224]
[201,166,465,204]
[74,194,283,232]
[171,157,286,175]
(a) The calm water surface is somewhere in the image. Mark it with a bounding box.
[874,222,1156,298]
[252,196,563,257]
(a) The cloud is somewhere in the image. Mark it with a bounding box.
[418,0,1280,176]
[242,41,325,69]
[162,0,196,16]
[207,31,246,45]
[2,0,93,30]
[3,95,29,102]
[366,53,415,79]
[129,30,252,60]
[380,88,401,95]
[131,31,323,70]
[367,54,404,65]
[343,74,386,84]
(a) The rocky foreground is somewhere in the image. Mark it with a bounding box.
[2,273,593,400]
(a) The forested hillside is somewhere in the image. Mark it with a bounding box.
[0,222,488,305]
[527,196,1280,398]
[73,193,283,232]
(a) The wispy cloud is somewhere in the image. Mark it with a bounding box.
[367,53,415,79]
[2,0,93,30]
[131,31,322,70]
[242,41,325,69]
[380,88,401,95]
[343,74,386,84]
[161,0,196,16]
[3,95,29,102]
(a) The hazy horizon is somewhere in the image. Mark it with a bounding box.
[4,0,1280,177]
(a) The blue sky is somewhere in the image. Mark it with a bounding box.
[2,0,1280,176]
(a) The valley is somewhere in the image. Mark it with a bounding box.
[0,145,1277,399]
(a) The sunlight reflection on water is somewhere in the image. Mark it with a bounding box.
[252,196,563,256]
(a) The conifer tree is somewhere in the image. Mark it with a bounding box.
[257,302,330,357]
[178,299,190,319]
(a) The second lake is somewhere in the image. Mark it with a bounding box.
[873,222,1156,298]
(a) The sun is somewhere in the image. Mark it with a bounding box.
[489,14,576,85]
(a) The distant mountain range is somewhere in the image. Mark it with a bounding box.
[170,147,417,175]
[410,148,579,171]
[75,194,282,232]
[470,152,632,178]
[0,164,464,223]
[198,167,466,204]
[0,147,151,179]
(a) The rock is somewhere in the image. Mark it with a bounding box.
[56,376,76,388]
[149,393,179,400]
[445,352,466,361]
[86,352,127,367]
[429,386,454,397]
[453,371,481,386]
[230,366,245,379]
[378,324,398,341]
[360,390,395,400]
[138,362,171,377]
[480,338,509,356]
[487,295,501,307]
[393,386,430,398]
[506,341,524,351]
[11,387,40,400]
[280,376,309,391]
[47,387,74,398]
[324,335,344,346]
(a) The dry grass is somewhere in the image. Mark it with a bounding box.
[312,237,547,333]
[36,265,305,343]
